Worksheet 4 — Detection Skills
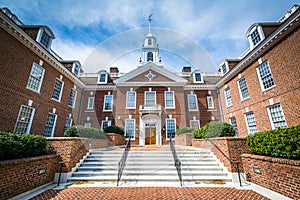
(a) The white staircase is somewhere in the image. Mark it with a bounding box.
[67,147,232,186]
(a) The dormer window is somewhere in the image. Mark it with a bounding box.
[98,71,108,84]
[220,62,229,76]
[72,63,80,76]
[193,71,203,83]
[36,27,54,50]
[247,24,265,49]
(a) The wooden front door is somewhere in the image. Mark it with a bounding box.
[145,127,156,145]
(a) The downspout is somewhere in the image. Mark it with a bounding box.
[217,88,224,122]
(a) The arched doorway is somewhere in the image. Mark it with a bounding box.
[139,114,161,145]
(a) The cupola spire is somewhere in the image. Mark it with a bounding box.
[148,13,153,35]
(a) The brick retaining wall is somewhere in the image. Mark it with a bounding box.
[242,154,300,199]
[175,133,193,146]
[192,137,250,172]
[0,154,59,200]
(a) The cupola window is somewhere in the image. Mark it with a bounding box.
[148,39,152,45]
[147,52,153,62]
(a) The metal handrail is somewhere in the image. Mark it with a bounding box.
[205,138,242,187]
[117,137,131,186]
[170,137,182,186]
[57,137,94,186]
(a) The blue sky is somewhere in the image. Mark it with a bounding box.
[1,0,299,73]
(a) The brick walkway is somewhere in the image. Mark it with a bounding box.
[30,187,270,200]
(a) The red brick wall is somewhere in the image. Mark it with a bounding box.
[0,155,59,200]
[220,27,300,137]
[175,133,193,146]
[0,24,80,137]
[192,137,250,172]
[242,154,300,199]
[106,133,126,146]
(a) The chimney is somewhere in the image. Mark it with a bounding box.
[110,67,119,73]
[182,66,191,73]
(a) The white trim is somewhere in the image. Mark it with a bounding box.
[207,96,214,109]
[144,91,156,107]
[237,77,250,101]
[125,118,135,140]
[267,103,288,129]
[97,72,108,84]
[72,62,81,76]
[52,78,64,102]
[188,94,198,111]
[103,95,113,112]
[256,61,276,92]
[247,25,265,49]
[87,97,94,109]
[244,112,258,135]
[26,63,45,94]
[101,120,111,131]
[224,87,232,107]
[193,71,204,83]
[44,113,57,137]
[166,118,176,140]
[14,105,35,134]
[164,91,175,109]
[68,88,77,108]
[190,120,200,129]
[220,61,229,76]
[36,27,53,50]
[126,91,136,109]
[84,123,91,128]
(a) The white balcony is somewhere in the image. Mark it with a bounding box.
[139,105,162,115]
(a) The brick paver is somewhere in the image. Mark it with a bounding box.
[30,187,270,200]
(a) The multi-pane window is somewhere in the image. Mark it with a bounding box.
[229,117,238,136]
[147,52,153,62]
[101,120,111,131]
[224,88,232,107]
[40,30,51,48]
[245,112,258,134]
[165,91,175,109]
[44,113,57,137]
[238,77,249,100]
[250,29,261,46]
[194,72,202,82]
[166,119,176,139]
[125,119,135,139]
[26,63,45,93]
[14,105,35,134]
[87,97,94,109]
[64,117,72,132]
[69,89,77,108]
[126,91,136,109]
[207,96,214,109]
[145,91,156,107]
[221,63,227,75]
[103,95,113,111]
[52,78,64,101]
[73,63,80,76]
[98,72,107,83]
[257,61,275,91]
[268,104,287,129]
[85,123,91,128]
[188,94,198,111]
[190,120,200,129]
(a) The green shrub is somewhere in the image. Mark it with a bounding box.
[176,127,196,135]
[0,132,47,161]
[104,126,124,135]
[64,126,106,139]
[246,125,300,159]
[193,121,236,138]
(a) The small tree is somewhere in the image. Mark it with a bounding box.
[64,126,79,137]
[176,127,196,135]
[193,121,235,139]
[104,126,124,135]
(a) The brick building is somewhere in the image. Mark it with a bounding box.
[0,5,299,142]
[0,8,85,137]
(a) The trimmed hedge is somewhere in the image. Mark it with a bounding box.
[246,125,300,160]
[176,127,196,135]
[64,126,106,139]
[0,132,47,161]
[193,121,236,139]
[104,126,124,135]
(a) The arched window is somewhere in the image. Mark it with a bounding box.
[148,39,152,45]
[147,52,153,62]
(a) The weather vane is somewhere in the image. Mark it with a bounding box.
[148,13,153,35]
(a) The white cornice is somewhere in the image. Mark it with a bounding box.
[116,82,186,86]
[216,9,300,88]
[184,84,217,90]
[0,12,86,89]
[85,85,116,90]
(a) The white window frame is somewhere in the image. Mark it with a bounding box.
[190,120,200,129]
[247,25,265,49]
[237,77,250,101]
[64,117,73,132]
[26,63,45,93]
[267,104,287,129]
[256,61,275,92]
[37,28,52,49]
[68,89,77,108]
[188,94,198,111]
[229,117,238,136]
[245,112,258,135]
[52,78,64,102]
[144,91,156,107]
[166,118,176,140]
[85,123,91,128]
[101,120,112,131]
[87,97,94,109]
[125,119,135,140]
[14,105,35,134]
[44,113,57,137]
[126,91,136,109]
[72,63,80,76]
[97,72,108,84]
[165,91,175,109]
[224,87,232,107]
[207,96,214,109]
[103,95,113,112]
[220,62,229,76]
[193,72,203,83]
